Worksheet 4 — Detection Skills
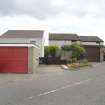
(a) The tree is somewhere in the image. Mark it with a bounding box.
[61,45,71,51]
[70,43,86,60]
[61,44,86,61]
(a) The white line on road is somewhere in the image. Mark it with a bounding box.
[38,79,92,97]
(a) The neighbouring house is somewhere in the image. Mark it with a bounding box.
[79,36,104,62]
[49,33,104,62]
[49,33,80,47]
[0,30,44,73]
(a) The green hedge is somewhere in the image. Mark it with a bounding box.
[44,45,59,57]
[61,45,71,51]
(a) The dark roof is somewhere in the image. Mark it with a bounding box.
[0,30,44,38]
[49,33,79,41]
[79,36,104,42]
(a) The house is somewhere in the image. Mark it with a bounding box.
[49,33,79,47]
[79,36,104,62]
[0,30,45,57]
[0,30,44,73]
[49,33,104,62]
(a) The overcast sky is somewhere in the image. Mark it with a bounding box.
[0,0,105,42]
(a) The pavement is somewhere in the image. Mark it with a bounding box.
[0,62,105,105]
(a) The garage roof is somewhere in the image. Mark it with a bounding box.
[0,30,44,38]
[79,36,104,42]
[49,33,79,41]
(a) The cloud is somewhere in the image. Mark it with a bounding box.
[0,15,49,31]
[0,0,105,42]
[0,0,15,15]
[0,0,105,19]
[0,0,68,19]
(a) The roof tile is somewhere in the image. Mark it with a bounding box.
[0,30,44,38]
[49,33,79,41]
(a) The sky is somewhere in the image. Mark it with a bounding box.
[0,0,105,43]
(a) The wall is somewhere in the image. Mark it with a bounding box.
[0,38,44,57]
[28,46,39,73]
[49,40,81,47]
[100,47,105,62]
[43,30,49,46]
[49,40,103,46]
[49,40,72,47]
[81,42,103,46]
[33,46,39,72]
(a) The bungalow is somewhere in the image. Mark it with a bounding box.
[0,30,44,73]
[79,36,104,62]
[49,33,104,62]
[49,33,80,47]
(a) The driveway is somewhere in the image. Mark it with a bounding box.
[0,62,105,105]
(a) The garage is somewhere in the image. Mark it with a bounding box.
[0,44,39,73]
[79,36,104,62]
[0,30,44,73]
[83,45,100,62]
[0,47,28,73]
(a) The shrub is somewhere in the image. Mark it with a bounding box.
[61,44,86,62]
[44,46,49,57]
[70,43,86,60]
[44,45,59,57]
[49,45,59,57]
[61,45,71,51]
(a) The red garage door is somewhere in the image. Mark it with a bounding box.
[0,47,28,73]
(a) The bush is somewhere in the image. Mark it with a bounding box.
[44,46,49,57]
[61,44,86,62]
[61,45,71,51]
[70,43,86,60]
[44,45,59,57]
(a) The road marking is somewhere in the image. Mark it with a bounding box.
[38,79,91,97]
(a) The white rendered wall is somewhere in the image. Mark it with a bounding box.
[49,40,81,47]
[49,40,103,46]
[49,40,72,47]
[0,38,44,57]
[81,42,103,46]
